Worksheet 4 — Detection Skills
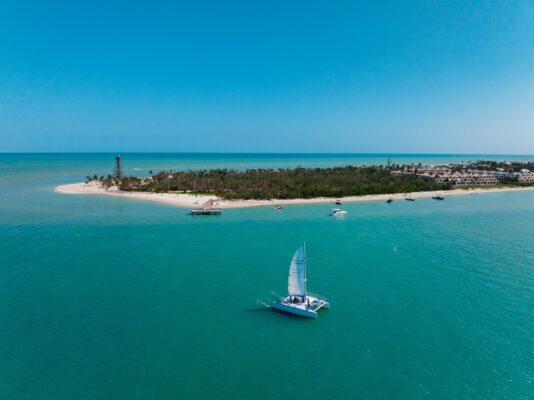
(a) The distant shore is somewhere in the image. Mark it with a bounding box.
[55,182,534,209]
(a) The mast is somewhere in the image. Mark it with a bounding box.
[303,242,307,297]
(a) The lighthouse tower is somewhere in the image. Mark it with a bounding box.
[115,154,122,179]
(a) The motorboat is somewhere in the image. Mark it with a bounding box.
[405,195,415,201]
[335,199,342,205]
[330,208,348,216]
[271,243,329,319]
[273,204,284,210]
[432,194,445,200]
[386,198,394,203]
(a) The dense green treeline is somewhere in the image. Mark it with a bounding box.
[117,166,451,200]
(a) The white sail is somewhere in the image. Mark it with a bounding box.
[288,244,307,298]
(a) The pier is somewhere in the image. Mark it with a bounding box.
[190,208,222,215]
[190,199,221,215]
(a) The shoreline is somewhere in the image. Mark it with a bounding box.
[55,182,534,209]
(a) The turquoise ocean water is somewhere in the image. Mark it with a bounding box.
[1,153,533,399]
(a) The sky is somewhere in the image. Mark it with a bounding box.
[0,0,533,153]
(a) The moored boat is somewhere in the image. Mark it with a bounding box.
[330,208,347,216]
[272,243,329,319]
[432,194,445,200]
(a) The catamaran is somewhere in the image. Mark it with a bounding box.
[272,243,330,319]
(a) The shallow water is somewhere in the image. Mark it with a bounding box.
[1,154,533,399]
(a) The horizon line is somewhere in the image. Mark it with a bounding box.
[1,151,534,157]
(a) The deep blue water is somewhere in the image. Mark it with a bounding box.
[1,153,533,399]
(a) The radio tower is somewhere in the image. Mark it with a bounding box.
[115,154,122,179]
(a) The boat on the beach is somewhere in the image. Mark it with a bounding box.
[330,208,347,216]
[273,204,284,210]
[272,243,329,319]
[432,194,445,200]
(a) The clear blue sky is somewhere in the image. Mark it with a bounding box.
[1,0,533,153]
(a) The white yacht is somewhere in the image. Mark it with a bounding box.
[330,208,347,216]
[272,243,329,319]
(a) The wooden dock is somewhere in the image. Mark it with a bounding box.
[190,199,221,215]
[190,208,222,215]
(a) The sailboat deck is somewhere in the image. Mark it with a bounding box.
[272,296,329,318]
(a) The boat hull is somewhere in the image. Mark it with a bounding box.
[272,301,318,318]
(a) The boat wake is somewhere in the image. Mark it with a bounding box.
[270,290,284,300]
[255,299,271,308]
[252,291,284,309]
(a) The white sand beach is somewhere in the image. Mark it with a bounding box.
[55,182,534,209]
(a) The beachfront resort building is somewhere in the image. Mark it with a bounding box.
[394,165,534,186]
[516,171,534,183]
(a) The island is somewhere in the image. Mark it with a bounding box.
[56,160,534,209]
